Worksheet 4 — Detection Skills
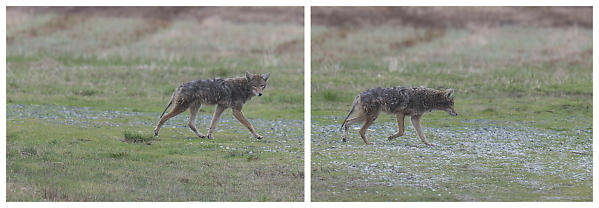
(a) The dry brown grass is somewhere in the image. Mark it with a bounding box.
[312,7,591,28]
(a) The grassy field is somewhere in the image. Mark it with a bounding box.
[6,7,304,201]
[311,7,592,201]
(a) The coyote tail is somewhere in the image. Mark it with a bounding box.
[160,90,176,118]
[340,95,360,131]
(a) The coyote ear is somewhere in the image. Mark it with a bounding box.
[245,71,252,81]
[262,72,270,81]
[445,88,454,98]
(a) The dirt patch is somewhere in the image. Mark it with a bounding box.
[312,7,592,29]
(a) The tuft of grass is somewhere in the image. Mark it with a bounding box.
[72,89,101,96]
[21,147,38,157]
[109,152,129,159]
[246,154,260,162]
[123,131,155,144]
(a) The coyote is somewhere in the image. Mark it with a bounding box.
[154,72,270,139]
[340,87,457,146]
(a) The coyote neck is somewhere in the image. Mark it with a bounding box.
[412,90,448,112]
[225,77,254,103]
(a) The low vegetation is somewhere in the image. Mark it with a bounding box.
[6,7,304,201]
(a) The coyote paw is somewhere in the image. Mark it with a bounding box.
[425,142,436,146]
[206,134,214,139]
[255,135,263,140]
[365,142,375,145]
[153,130,159,137]
[341,137,347,142]
[387,132,403,141]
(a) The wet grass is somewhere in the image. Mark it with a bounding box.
[311,16,592,201]
[6,8,303,201]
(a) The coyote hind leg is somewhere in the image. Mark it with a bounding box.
[154,104,187,136]
[388,113,405,140]
[358,113,379,145]
[341,113,366,142]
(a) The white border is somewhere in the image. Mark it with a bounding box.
[1,3,7,205]
[2,1,598,208]
[2,0,596,6]
[304,5,312,204]
[593,3,597,207]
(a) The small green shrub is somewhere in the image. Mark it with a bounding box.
[123,131,154,144]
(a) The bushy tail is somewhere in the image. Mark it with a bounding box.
[160,90,176,118]
[340,95,360,131]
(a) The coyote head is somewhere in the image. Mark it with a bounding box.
[440,88,457,116]
[246,72,271,96]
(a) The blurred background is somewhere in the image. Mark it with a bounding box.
[312,6,591,127]
[7,6,304,119]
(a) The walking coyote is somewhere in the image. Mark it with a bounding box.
[341,87,457,146]
[154,72,270,139]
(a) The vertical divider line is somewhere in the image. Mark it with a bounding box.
[304,5,311,203]
[0,5,6,203]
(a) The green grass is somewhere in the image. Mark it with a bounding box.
[6,8,304,202]
[7,119,303,201]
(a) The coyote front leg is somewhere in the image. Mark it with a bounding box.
[206,105,227,139]
[411,115,435,146]
[232,108,263,139]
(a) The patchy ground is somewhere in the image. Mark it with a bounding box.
[311,115,592,201]
[7,104,304,201]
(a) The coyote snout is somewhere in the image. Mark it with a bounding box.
[154,72,271,140]
[446,107,458,116]
[341,87,457,146]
